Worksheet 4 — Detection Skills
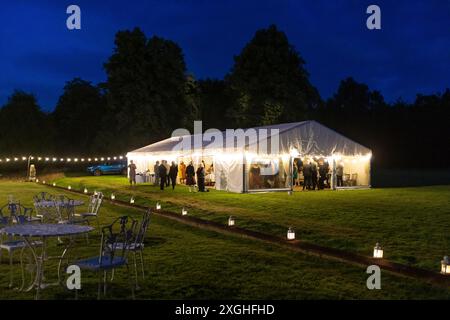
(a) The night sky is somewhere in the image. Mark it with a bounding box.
[1,0,449,111]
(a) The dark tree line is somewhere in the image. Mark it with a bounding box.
[0,25,448,168]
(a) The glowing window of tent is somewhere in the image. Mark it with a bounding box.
[373,243,383,258]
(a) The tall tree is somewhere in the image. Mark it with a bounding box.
[100,27,197,152]
[227,24,321,127]
[0,91,51,155]
[327,77,372,114]
[53,78,107,154]
[197,79,236,130]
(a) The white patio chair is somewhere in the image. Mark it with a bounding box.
[75,192,103,229]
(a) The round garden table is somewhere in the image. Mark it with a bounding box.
[1,224,93,299]
[34,200,84,223]
[34,200,84,208]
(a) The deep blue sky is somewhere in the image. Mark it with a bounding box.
[0,0,449,111]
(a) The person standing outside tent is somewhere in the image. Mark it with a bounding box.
[311,160,318,190]
[292,162,298,187]
[302,161,312,190]
[336,163,344,187]
[169,161,178,190]
[164,160,170,187]
[196,163,206,192]
[186,161,196,192]
[178,161,186,184]
[158,161,167,190]
[318,159,328,190]
[128,160,137,187]
[154,161,160,186]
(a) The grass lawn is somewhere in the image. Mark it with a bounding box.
[0,181,449,299]
[49,175,450,273]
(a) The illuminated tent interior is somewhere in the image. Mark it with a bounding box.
[127,121,372,193]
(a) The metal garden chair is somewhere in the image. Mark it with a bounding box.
[33,192,58,222]
[0,203,42,289]
[111,209,152,289]
[54,195,76,224]
[33,192,54,203]
[75,192,103,229]
[71,216,137,299]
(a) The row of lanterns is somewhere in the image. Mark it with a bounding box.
[46,180,450,275]
[286,230,450,275]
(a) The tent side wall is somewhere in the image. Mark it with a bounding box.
[214,153,244,193]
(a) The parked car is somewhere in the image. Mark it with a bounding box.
[87,161,127,176]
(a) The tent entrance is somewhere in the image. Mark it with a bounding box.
[246,155,292,192]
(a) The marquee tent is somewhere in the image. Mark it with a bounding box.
[127,121,372,193]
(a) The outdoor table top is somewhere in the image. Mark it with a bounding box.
[34,200,84,207]
[0,223,93,237]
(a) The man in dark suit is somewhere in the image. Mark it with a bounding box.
[302,161,312,190]
[158,161,167,190]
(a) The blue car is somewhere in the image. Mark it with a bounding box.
[87,162,127,176]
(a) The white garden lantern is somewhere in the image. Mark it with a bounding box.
[156,202,161,210]
[68,185,71,190]
[287,228,295,240]
[228,216,235,226]
[441,256,450,275]
[36,179,39,183]
[94,190,98,196]
[52,182,56,187]
[42,180,46,184]
[181,208,188,216]
[130,197,135,204]
[110,193,115,200]
[373,243,383,259]
[84,188,88,194]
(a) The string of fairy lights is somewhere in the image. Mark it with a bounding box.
[0,155,127,164]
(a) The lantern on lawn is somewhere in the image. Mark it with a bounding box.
[441,256,450,275]
[288,190,292,196]
[52,182,56,187]
[130,197,135,204]
[36,179,39,183]
[84,188,88,194]
[94,190,98,196]
[373,243,383,259]
[228,216,235,226]
[287,228,295,240]
[68,185,71,190]
[42,180,46,184]
[181,208,187,216]
[156,202,161,210]
[110,193,115,200]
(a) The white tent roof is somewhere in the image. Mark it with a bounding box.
[127,121,371,157]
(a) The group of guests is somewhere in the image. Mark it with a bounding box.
[153,160,212,192]
[293,158,337,190]
[293,158,345,190]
